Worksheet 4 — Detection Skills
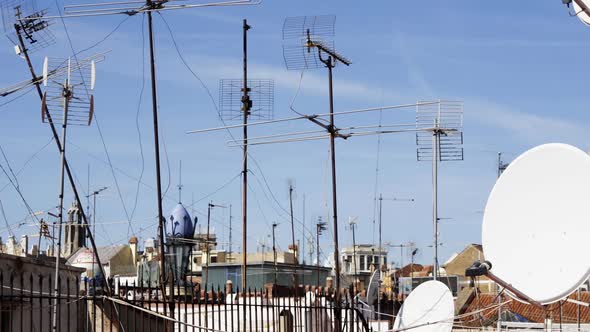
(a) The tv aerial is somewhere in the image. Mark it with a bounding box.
[393,280,454,332]
[416,100,463,280]
[1,0,55,54]
[42,55,98,332]
[468,144,590,309]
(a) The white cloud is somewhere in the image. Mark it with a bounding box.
[468,99,588,144]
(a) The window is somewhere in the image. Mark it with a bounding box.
[383,256,387,266]
[359,255,366,271]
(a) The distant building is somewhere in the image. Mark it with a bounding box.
[63,201,87,258]
[67,238,138,280]
[203,261,331,290]
[341,244,387,289]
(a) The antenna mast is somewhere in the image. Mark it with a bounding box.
[283,18,351,319]
[41,56,97,332]
[241,18,250,293]
[416,101,464,280]
[288,182,298,289]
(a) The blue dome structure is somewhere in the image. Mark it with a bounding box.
[166,203,194,239]
[165,203,196,284]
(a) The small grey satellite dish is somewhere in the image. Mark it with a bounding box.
[573,0,590,25]
[366,269,379,306]
[482,143,590,305]
[393,280,454,332]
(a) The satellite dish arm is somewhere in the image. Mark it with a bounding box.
[465,260,544,309]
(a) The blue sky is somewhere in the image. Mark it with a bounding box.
[0,1,589,267]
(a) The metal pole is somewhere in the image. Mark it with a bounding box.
[272,223,277,285]
[327,57,342,332]
[302,194,305,265]
[92,193,96,280]
[317,223,321,287]
[52,79,70,332]
[241,19,250,332]
[289,184,298,289]
[432,130,439,281]
[378,194,382,320]
[146,5,170,316]
[205,203,212,288]
[241,18,250,291]
[229,204,232,261]
[351,221,357,293]
[13,24,111,296]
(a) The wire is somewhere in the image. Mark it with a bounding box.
[52,0,135,237]
[73,16,132,56]
[0,87,35,111]
[0,162,42,226]
[160,125,172,199]
[371,105,383,247]
[0,144,21,189]
[184,172,241,210]
[130,13,147,222]
[0,200,14,237]
[158,14,327,259]
[0,137,54,193]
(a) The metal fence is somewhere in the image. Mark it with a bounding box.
[0,271,381,332]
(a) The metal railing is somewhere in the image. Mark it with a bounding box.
[0,271,380,332]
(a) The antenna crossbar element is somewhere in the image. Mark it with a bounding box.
[187,101,442,134]
[60,0,259,18]
[1,0,55,53]
[219,79,274,121]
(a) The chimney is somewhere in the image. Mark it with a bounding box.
[129,236,138,266]
[20,235,28,256]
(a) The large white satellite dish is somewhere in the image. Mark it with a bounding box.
[482,143,590,305]
[573,0,590,26]
[393,280,454,332]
